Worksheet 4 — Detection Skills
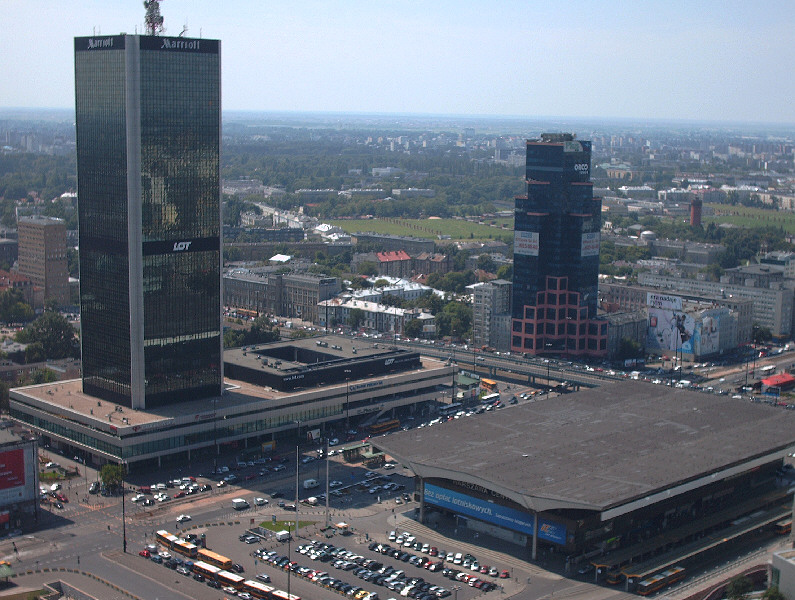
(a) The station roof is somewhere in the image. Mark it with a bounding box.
[374,381,795,517]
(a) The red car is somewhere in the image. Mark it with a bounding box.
[173,491,186,498]
[56,493,68,503]
[139,549,151,558]
[500,570,510,579]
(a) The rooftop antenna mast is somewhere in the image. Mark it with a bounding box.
[143,0,165,36]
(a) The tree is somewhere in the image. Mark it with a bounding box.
[348,308,366,330]
[100,464,126,490]
[475,254,496,273]
[404,318,423,339]
[15,312,78,359]
[726,575,753,600]
[496,264,513,280]
[617,338,644,360]
[357,262,378,276]
[761,587,785,600]
[752,324,772,344]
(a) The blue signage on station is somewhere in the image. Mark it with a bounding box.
[424,483,566,545]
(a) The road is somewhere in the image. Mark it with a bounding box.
[3,448,638,600]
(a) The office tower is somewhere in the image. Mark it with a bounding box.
[17,216,69,307]
[511,134,607,357]
[74,33,222,409]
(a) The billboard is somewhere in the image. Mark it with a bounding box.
[424,483,566,545]
[0,447,34,506]
[692,309,721,356]
[646,293,695,353]
[514,231,539,256]
[580,232,600,257]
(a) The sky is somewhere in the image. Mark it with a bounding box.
[2,0,795,124]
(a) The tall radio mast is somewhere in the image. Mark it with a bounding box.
[143,0,165,36]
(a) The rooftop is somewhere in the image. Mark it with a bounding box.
[374,381,795,515]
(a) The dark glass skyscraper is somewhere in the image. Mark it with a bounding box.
[511,134,607,357]
[75,34,222,409]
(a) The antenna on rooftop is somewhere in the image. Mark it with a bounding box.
[179,22,188,37]
[143,0,165,36]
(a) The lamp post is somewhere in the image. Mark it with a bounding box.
[344,369,352,433]
[121,461,127,553]
[212,396,219,475]
[286,520,292,599]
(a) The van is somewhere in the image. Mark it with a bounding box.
[303,478,319,490]
[232,498,250,510]
[275,530,291,542]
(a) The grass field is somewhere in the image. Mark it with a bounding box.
[705,203,795,233]
[328,218,513,242]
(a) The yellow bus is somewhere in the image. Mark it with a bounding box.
[775,518,792,535]
[192,561,222,580]
[217,570,245,590]
[197,548,232,570]
[241,580,275,599]
[173,539,198,558]
[481,378,497,392]
[155,530,179,549]
[367,419,400,435]
[270,590,301,600]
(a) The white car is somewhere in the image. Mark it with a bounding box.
[329,480,343,488]
[131,494,145,503]
[329,438,339,446]
[254,497,268,506]
[176,514,191,523]
[158,551,172,559]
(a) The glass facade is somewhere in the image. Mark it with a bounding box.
[75,35,222,408]
[511,136,607,357]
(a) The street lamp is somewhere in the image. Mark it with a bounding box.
[121,461,127,553]
[286,520,292,599]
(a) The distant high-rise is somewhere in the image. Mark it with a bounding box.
[17,216,69,308]
[511,134,607,357]
[74,33,222,409]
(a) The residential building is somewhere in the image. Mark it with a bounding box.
[470,279,511,351]
[224,269,340,324]
[511,134,607,357]
[639,271,793,338]
[352,233,435,255]
[17,216,69,307]
[413,252,451,275]
[377,250,412,278]
[74,33,222,409]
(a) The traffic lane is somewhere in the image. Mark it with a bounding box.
[109,549,232,600]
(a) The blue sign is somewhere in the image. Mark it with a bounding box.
[424,483,566,545]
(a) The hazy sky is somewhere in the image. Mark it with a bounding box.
[3,0,794,124]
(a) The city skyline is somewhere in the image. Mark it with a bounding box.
[2,0,794,125]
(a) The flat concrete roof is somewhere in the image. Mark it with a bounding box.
[374,381,795,515]
[11,354,448,434]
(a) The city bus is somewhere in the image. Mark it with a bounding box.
[775,518,792,535]
[217,570,246,590]
[172,539,198,558]
[197,548,233,570]
[155,530,179,549]
[240,580,275,599]
[367,418,400,435]
[481,393,501,405]
[439,403,463,417]
[636,566,685,596]
[480,378,498,392]
[270,590,301,600]
[192,561,222,580]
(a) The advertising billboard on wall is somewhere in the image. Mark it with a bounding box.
[0,446,34,506]
[514,231,539,256]
[580,232,600,257]
[692,308,721,356]
[646,293,695,354]
[424,483,566,545]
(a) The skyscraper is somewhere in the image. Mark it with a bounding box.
[17,216,70,308]
[74,33,222,409]
[511,134,607,357]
